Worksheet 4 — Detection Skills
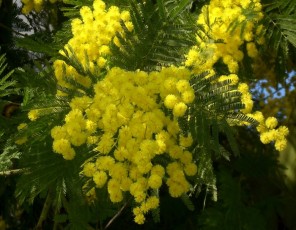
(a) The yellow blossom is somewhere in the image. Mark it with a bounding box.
[134,213,145,225]
[83,162,96,177]
[148,174,162,189]
[164,94,178,109]
[28,109,40,121]
[93,171,108,188]
[265,117,278,129]
[173,102,187,117]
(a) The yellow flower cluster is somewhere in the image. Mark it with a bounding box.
[184,0,262,115]
[248,112,289,151]
[184,0,289,150]
[51,108,88,160]
[232,71,289,151]
[54,0,133,95]
[51,66,197,224]
[185,0,264,74]
[21,0,62,14]
[238,83,254,114]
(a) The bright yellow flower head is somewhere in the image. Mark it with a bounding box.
[164,94,179,109]
[173,102,187,117]
[93,171,108,188]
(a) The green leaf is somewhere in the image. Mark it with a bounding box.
[109,0,196,70]
[169,0,192,20]
[0,54,19,98]
[151,207,160,223]
[14,36,57,56]
[181,193,195,211]
[53,214,68,224]
[220,120,240,157]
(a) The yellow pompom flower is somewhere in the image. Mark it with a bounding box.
[95,133,115,154]
[265,117,278,129]
[246,42,258,58]
[167,182,185,198]
[85,120,97,134]
[168,145,183,159]
[148,174,162,189]
[278,126,289,136]
[52,139,70,153]
[28,109,40,121]
[166,162,182,176]
[134,191,147,203]
[120,177,133,191]
[180,151,193,164]
[260,130,276,144]
[107,178,120,193]
[181,89,195,104]
[62,148,76,160]
[93,171,108,188]
[184,163,198,176]
[150,165,165,177]
[125,22,134,32]
[52,139,76,160]
[109,189,123,203]
[146,196,159,209]
[96,156,115,171]
[134,213,145,225]
[275,138,287,151]
[173,102,187,117]
[164,94,178,109]
[176,80,191,93]
[133,207,142,216]
[87,136,99,145]
[51,126,68,139]
[83,162,96,177]
[70,132,87,146]
[179,134,193,148]
[109,162,128,180]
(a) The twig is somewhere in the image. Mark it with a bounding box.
[0,22,26,37]
[36,189,54,230]
[0,168,26,176]
[104,202,129,230]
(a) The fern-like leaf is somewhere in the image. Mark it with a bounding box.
[263,0,296,77]
[110,0,197,71]
[0,54,19,97]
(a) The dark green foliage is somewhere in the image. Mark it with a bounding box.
[0,0,31,69]
[198,156,279,230]
[110,0,197,71]
[0,54,18,97]
[196,125,292,230]
[263,0,296,79]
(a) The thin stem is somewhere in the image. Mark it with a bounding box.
[36,189,54,230]
[0,168,26,176]
[104,202,128,230]
[0,22,26,37]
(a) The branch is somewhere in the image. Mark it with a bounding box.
[0,22,26,37]
[36,189,54,230]
[0,168,26,176]
[104,201,129,230]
